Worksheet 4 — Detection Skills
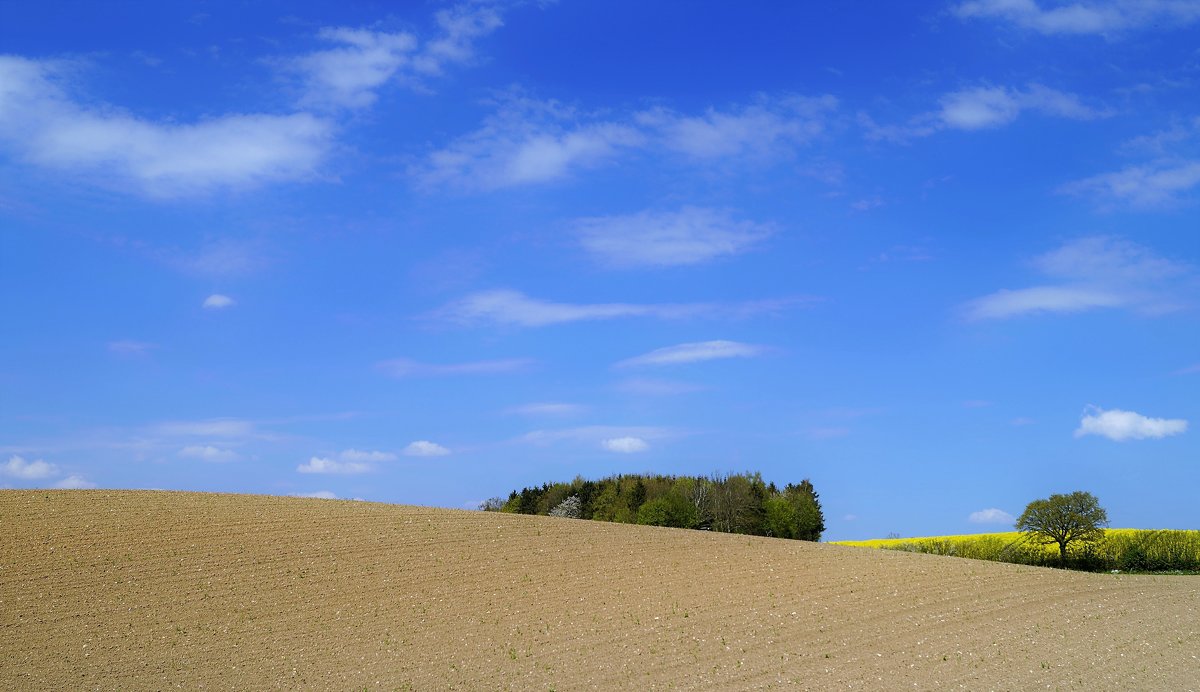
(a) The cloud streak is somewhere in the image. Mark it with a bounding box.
[575,207,774,268]
[954,0,1200,35]
[616,340,766,367]
[861,83,1107,142]
[965,236,1192,320]
[377,356,533,377]
[436,290,799,328]
[415,93,838,190]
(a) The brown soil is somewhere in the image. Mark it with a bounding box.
[1,490,1196,690]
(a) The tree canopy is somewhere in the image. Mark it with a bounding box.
[1016,491,1108,561]
[487,472,824,542]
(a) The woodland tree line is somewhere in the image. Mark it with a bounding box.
[481,472,825,541]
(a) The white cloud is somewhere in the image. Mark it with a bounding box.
[295,490,338,499]
[202,294,236,309]
[1060,161,1200,208]
[154,419,256,437]
[416,93,837,190]
[413,4,504,76]
[54,475,97,490]
[966,236,1192,319]
[436,289,796,328]
[437,289,699,326]
[616,340,766,367]
[968,508,1015,524]
[403,440,451,457]
[864,83,1106,142]
[614,378,706,396]
[339,448,397,462]
[108,340,156,356]
[1032,235,1188,281]
[575,207,774,268]
[377,356,533,377]
[601,436,650,453]
[522,426,675,449]
[3,455,60,479]
[0,57,333,197]
[297,456,371,474]
[1,57,334,197]
[291,5,503,109]
[178,445,240,463]
[938,87,1023,130]
[293,28,418,109]
[966,285,1128,319]
[954,0,1200,35]
[638,95,838,159]
[1075,405,1188,441]
[504,402,587,416]
[416,98,644,190]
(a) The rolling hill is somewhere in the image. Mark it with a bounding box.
[2,490,1196,689]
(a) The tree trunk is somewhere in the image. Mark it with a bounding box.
[1058,541,1068,563]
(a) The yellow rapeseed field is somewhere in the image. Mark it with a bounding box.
[833,529,1200,571]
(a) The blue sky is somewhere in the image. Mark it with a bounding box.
[2,1,1197,539]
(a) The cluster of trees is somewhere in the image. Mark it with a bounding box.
[481,472,824,541]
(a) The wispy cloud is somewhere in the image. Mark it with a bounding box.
[402,440,451,457]
[202,294,236,310]
[966,286,1128,319]
[436,289,798,328]
[574,207,774,268]
[861,83,1106,142]
[0,57,333,197]
[339,448,397,462]
[297,456,371,474]
[167,238,271,278]
[954,0,1200,35]
[415,97,644,190]
[968,508,1015,524]
[637,95,838,160]
[616,340,766,367]
[377,356,533,377]
[1075,405,1188,441]
[177,445,240,463]
[108,340,157,356]
[521,425,676,447]
[415,92,837,190]
[965,236,1192,319]
[154,419,257,438]
[504,402,587,416]
[1060,161,1200,208]
[292,28,418,109]
[614,378,707,396]
[601,436,649,453]
[294,490,338,499]
[413,4,505,76]
[289,4,503,109]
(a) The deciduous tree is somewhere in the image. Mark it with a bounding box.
[1016,491,1108,562]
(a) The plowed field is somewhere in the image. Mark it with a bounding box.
[2,490,1197,689]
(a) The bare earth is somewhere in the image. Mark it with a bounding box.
[1,491,1196,690]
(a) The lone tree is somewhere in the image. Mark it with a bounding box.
[1016,491,1108,562]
